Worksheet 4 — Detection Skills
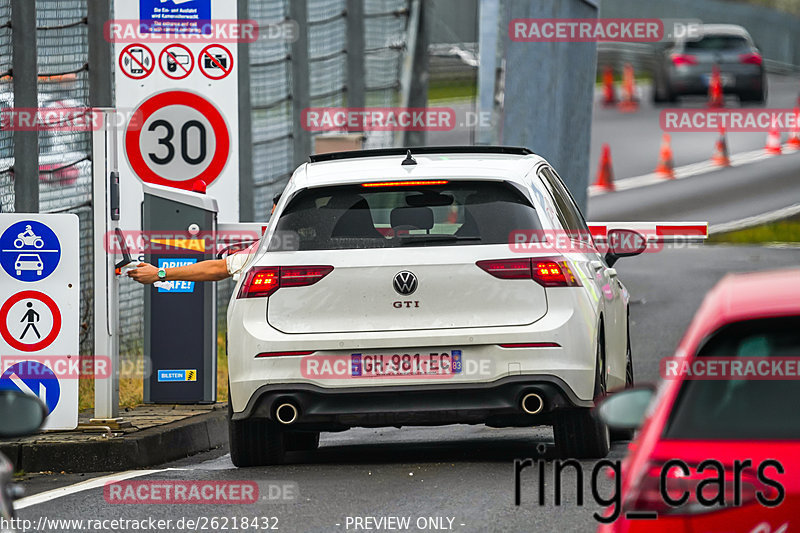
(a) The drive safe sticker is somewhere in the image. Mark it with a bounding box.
[156,258,197,292]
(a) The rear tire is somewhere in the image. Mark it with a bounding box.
[611,328,636,441]
[228,398,287,467]
[554,339,611,458]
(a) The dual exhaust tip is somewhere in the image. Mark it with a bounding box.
[277,394,544,423]
[275,402,299,425]
[521,393,544,415]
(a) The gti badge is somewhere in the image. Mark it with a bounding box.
[393,271,418,296]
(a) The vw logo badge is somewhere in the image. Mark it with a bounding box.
[393,271,418,295]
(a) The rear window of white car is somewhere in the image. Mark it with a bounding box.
[268,181,543,251]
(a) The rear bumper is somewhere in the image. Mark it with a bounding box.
[232,375,593,430]
[667,66,764,96]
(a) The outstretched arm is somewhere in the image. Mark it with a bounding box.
[127,260,231,284]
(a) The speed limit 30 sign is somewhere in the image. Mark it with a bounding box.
[124,91,230,190]
[114,0,240,221]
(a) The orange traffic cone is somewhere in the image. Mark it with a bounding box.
[655,134,675,179]
[707,65,724,108]
[787,108,800,150]
[593,144,615,191]
[617,63,639,112]
[711,128,730,166]
[601,65,617,106]
[765,126,782,155]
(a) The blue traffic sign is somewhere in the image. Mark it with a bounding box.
[0,220,61,282]
[0,361,60,413]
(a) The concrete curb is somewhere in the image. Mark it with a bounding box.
[0,408,227,473]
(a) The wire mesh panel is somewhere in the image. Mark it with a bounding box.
[363,0,408,148]
[0,0,12,212]
[35,0,94,353]
[250,0,293,218]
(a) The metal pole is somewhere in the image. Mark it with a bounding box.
[92,110,120,421]
[289,0,311,167]
[11,0,39,213]
[345,0,365,109]
[398,0,429,147]
[237,0,254,222]
[477,0,499,145]
[88,0,113,107]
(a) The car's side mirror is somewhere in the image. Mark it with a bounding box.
[605,229,646,267]
[596,386,655,431]
[0,390,47,438]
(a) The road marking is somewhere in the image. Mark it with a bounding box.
[589,145,799,197]
[709,202,800,235]
[13,468,173,509]
[13,453,232,509]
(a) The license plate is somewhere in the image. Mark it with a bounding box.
[351,350,462,377]
[702,73,734,87]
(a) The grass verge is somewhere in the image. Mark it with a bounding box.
[708,219,800,245]
[79,331,229,411]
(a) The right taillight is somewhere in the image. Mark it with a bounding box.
[739,52,762,65]
[477,257,580,287]
[670,53,697,66]
[237,266,333,299]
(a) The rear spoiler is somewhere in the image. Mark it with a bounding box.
[587,222,708,242]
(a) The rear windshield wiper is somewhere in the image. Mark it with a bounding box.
[397,235,482,246]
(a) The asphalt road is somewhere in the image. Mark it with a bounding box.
[589,74,800,180]
[16,245,800,533]
[586,148,800,224]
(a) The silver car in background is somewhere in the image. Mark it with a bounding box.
[652,24,766,104]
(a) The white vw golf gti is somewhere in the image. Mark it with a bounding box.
[226,146,644,466]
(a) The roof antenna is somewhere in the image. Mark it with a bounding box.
[401,149,417,166]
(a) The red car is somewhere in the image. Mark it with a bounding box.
[598,268,800,533]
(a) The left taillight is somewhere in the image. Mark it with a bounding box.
[237,266,333,299]
[476,257,581,287]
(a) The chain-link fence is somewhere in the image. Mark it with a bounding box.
[0,1,11,212]
[35,0,94,352]
[0,1,410,359]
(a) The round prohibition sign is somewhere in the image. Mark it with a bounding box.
[119,43,155,80]
[0,291,62,352]
[199,44,234,80]
[159,44,195,80]
[125,91,230,190]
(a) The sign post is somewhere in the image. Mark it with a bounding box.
[0,215,80,430]
[113,0,240,224]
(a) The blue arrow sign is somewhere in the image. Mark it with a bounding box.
[0,361,60,414]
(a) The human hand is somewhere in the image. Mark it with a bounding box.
[127,262,160,284]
